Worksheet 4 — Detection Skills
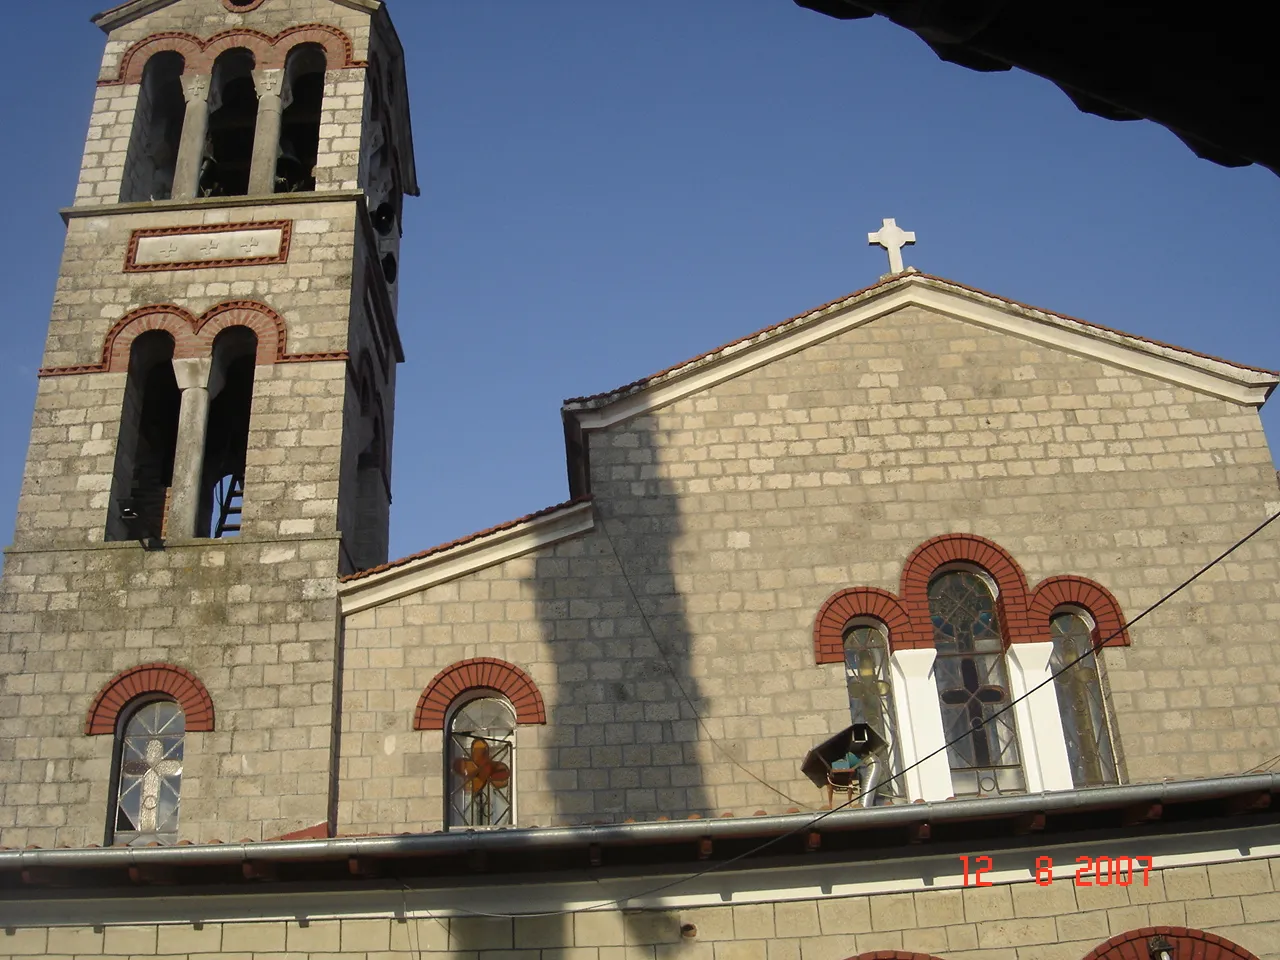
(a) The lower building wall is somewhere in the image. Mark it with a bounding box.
[2,857,1276,960]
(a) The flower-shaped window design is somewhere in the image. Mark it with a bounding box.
[1050,611,1119,787]
[929,570,1025,797]
[113,699,184,846]
[447,697,514,828]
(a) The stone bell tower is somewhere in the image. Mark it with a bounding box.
[0,0,416,848]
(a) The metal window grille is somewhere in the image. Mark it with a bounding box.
[929,570,1026,797]
[113,700,184,846]
[447,698,515,828]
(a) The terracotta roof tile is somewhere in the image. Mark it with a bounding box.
[563,271,1279,409]
[341,496,592,582]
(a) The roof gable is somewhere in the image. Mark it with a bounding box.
[563,273,1279,431]
[92,0,382,31]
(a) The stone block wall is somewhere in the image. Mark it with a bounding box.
[339,304,1280,834]
[0,857,1275,959]
[0,533,342,848]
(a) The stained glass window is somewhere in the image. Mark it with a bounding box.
[842,623,902,803]
[1050,611,1119,787]
[929,570,1025,797]
[447,697,514,828]
[113,699,184,846]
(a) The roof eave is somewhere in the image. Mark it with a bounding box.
[338,499,595,613]
[563,273,1279,430]
[2,772,1276,887]
[91,0,175,32]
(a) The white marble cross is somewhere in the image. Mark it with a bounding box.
[868,218,917,275]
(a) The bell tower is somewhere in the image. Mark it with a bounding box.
[0,0,416,848]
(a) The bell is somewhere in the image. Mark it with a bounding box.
[274,145,305,192]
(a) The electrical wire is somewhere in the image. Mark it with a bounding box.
[1246,750,1280,774]
[428,506,1280,919]
[595,503,812,808]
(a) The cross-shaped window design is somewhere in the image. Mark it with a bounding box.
[928,570,1026,797]
[113,700,184,846]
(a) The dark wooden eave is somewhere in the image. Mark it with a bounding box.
[795,0,1280,176]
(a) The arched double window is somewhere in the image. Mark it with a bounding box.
[1049,609,1119,787]
[111,698,185,846]
[446,696,515,828]
[927,569,1025,797]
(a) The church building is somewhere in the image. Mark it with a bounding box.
[0,2,1277,959]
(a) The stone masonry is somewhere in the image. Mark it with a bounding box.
[0,0,412,847]
[338,298,1280,834]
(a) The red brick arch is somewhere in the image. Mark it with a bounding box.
[1082,927,1260,960]
[810,533,1133,659]
[813,587,911,665]
[85,663,215,735]
[1029,575,1130,647]
[414,659,547,732]
[845,952,946,960]
[106,23,364,85]
[38,301,353,378]
[898,533,1035,649]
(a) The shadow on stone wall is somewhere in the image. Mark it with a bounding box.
[514,422,705,947]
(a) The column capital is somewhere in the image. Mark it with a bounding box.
[251,68,286,99]
[180,72,211,104]
[172,358,212,392]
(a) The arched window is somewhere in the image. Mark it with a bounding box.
[929,569,1025,797]
[842,621,901,804]
[111,698,184,846]
[446,696,515,829]
[202,49,259,197]
[121,52,186,202]
[276,44,327,193]
[1049,610,1119,787]
[200,327,258,538]
[106,331,180,542]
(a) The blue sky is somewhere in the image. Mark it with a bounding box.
[2,1,1279,561]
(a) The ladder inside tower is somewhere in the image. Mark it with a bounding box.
[213,475,245,538]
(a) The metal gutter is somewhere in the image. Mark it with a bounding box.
[3,773,1275,873]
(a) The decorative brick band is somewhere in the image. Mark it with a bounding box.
[1081,926,1259,960]
[124,220,293,273]
[103,24,364,86]
[414,658,547,732]
[899,533,1035,649]
[85,663,215,735]
[1028,575,1130,647]
[812,534,1130,658]
[813,587,911,665]
[845,953,945,960]
[38,301,348,377]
